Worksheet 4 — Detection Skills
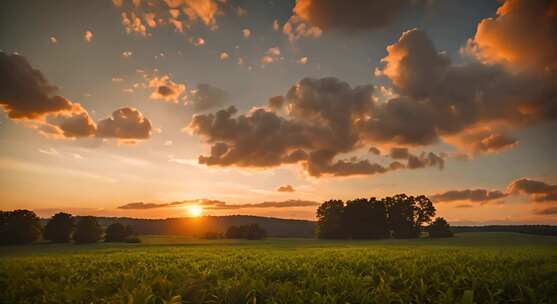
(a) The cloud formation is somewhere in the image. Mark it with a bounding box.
[507,178,557,202]
[465,0,557,72]
[431,189,508,204]
[97,107,152,140]
[118,198,319,210]
[277,185,295,192]
[188,77,448,177]
[114,0,222,36]
[0,52,74,119]
[186,84,227,112]
[148,75,186,103]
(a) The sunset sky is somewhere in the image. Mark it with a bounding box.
[1,0,556,224]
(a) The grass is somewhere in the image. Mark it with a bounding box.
[1,233,556,303]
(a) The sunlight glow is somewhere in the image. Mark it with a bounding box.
[188,205,203,217]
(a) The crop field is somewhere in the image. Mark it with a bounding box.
[1,233,556,304]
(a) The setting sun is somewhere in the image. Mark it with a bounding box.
[188,205,203,217]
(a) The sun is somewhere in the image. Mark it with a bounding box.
[188,205,203,217]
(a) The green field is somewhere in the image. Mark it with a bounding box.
[1,233,556,303]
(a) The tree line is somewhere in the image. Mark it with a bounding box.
[0,210,139,245]
[316,194,453,239]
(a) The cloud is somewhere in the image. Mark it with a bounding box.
[84,30,93,42]
[465,0,557,72]
[186,83,227,112]
[389,147,410,159]
[261,47,281,65]
[148,75,186,103]
[368,147,381,155]
[118,198,319,210]
[0,51,74,119]
[283,0,427,41]
[534,206,557,215]
[114,0,222,36]
[189,77,448,177]
[297,56,309,65]
[97,107,152,141]
[219,52,230,60]
[431,189,508,203]
[193,37,205,46]
[507,178,557,202]
[0,51,153,142]
[277,185,295,192]
[49,37,58,44]
[122,51,133,58]
[372,27,557,152]
[242,28,251,38]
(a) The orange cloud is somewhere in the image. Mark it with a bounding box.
[148,75,186,103]
[466,0,557,72]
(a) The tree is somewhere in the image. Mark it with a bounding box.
[0,210,42,245]
[225,224,267,239]
[105,223,129,242]
[73,216,102,244]
[343,198,389,239]
[428,217,453,238]
[384,194,436,238]
[43,212,75,243]
[316,200,345,239]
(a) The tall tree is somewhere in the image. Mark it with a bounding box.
[0,210,42,245]
[316,200,345,239]
[73,216,102,244]
[343,198,389,239]
[384,194,436,238]
[44,212,75,243]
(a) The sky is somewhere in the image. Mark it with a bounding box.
[1,0,556,224]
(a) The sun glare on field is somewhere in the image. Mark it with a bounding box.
[188,205,203,217]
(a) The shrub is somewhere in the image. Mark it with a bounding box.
[43,212,75,243]
[0,210,42,245]
[225,224,266,240]
[105,223,128,242]
[73,216,102,244]
[428,217,454,238]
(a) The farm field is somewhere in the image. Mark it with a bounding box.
[1,233,556,304]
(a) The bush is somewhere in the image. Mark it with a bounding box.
[44,212,75,243]
[0,210,42,245]
[225,224,266,240]
[73,216,102,244]
[105,223,128,242]
[428,217,454,238]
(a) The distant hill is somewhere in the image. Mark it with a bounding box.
[36,214,557,237]
[66,215,317,238]
[451,225,557,236]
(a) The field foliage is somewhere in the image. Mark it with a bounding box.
[1,233,556,303]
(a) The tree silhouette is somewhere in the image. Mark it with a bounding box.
[384,194,436,238]
[225,224,266,239]
[105,223,129,242]
[316,200,345,239]
[428,217,453,238]
[343,198,389,239]
[44,212,75,243]
[0,210,42,245]
[73,216,102,244]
